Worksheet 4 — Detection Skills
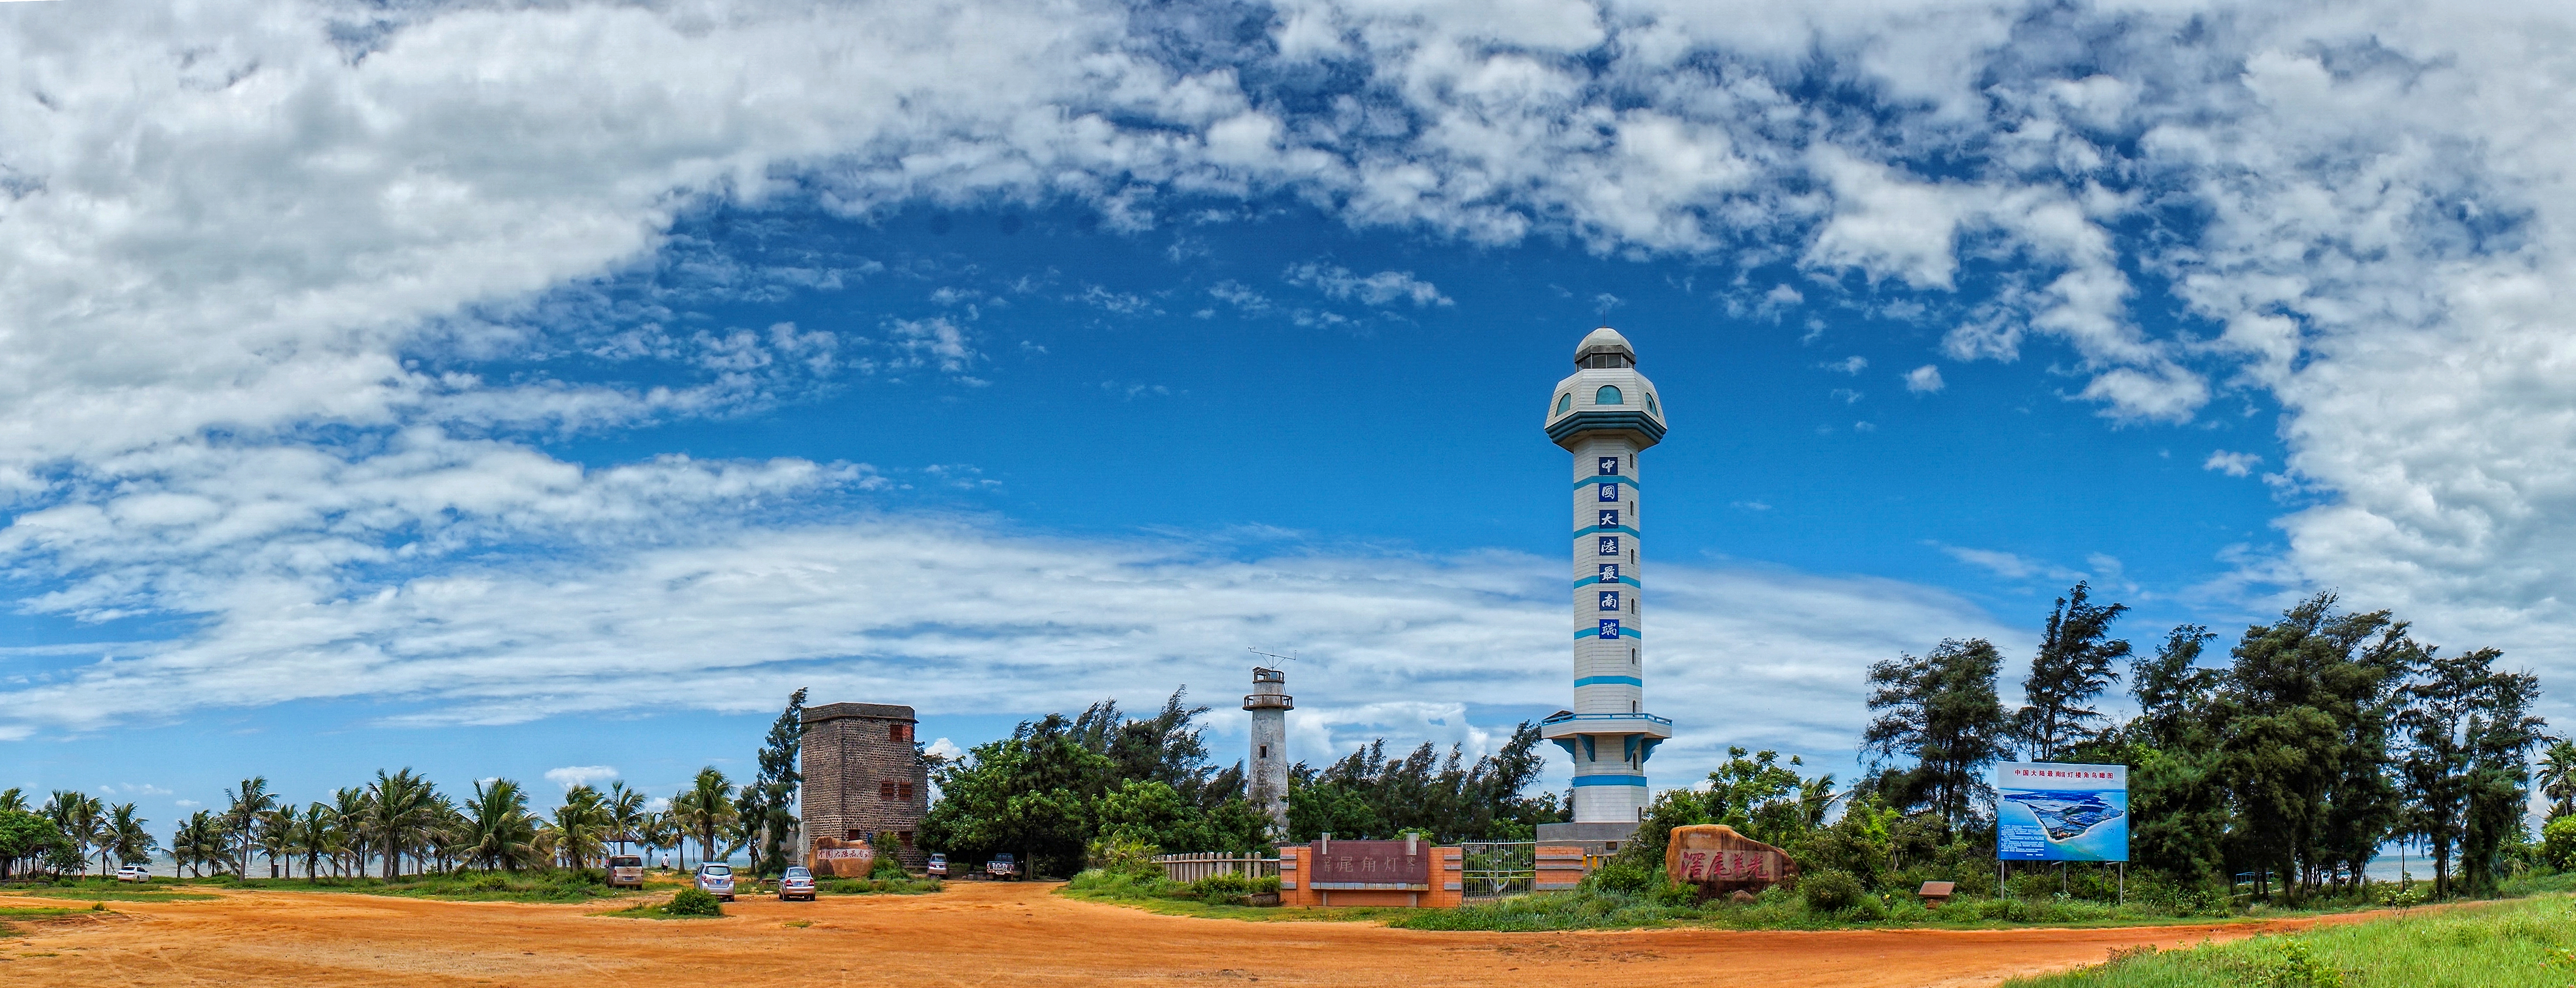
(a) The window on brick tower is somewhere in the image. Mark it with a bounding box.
[880,780,897,800]
[898,831,914,846]
[846,828,865,840]
[889,723,908,741]
[898,782,914,800]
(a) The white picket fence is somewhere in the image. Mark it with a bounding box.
[1154,852,1280,883]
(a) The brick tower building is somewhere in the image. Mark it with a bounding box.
[799,702,930,869]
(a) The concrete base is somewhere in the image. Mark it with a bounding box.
[1537,821,1640,853]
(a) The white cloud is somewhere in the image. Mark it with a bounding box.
[0,512,2009,781]
[923,737,965,762]
[0,0,2573,753]
[543,766,619,789]
[1935,543,2086,584]
[1904,365,1944,394]
[1282,263,1454,307]
[1824,356,1866,374]
[2203,450,2262,477]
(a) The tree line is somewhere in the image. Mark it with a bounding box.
[0,767,755,882]
[920,689,1561,877]
[1854,586,2548,900]
[0,692,824,883]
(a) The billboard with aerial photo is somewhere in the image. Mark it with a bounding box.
[1994,762,2129,862]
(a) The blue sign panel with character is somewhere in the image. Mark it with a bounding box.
[1994,762,2129,862]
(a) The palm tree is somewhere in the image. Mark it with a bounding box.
[84,801,117,877]
[430,793,467,873]
[638,810,680,869]
[605,782,649,857]
[2540,739,2576,822]
[0,788,25,813]
[104,804,158,870]
[331,788,370,878]
[293,802,333,879]
[43,790,100,877]
[672,767,737,869]
[542,785,615,870]
[459,779,533,872]
[363,769,439,879]
[222,777,277,877]
[173,810,225,877]
[256,808,296,879]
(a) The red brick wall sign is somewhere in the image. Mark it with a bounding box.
[1306,839,1431,890]
[1277,844,1465,908]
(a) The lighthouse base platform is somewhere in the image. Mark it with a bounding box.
[1536,820,1640,853]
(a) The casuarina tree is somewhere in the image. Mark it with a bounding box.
[1863,638,2009,834]
[2014,582,2131,763]
[738,688,807,877]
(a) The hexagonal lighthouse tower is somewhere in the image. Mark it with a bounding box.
[1537,327,1673,845]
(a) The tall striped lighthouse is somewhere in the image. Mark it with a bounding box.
[1539,327,1673,834]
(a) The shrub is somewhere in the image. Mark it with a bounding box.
[1650,879,1699,908]
[1848,893,1888,921]
[2544,816,2576,870]
[1584,859,1659,894]
[1084,837,1164,878]
[1189,872,1254,905]
[1063,868,1180,900]
[869,854,909,880]
[1802,868,1865,912]
[665,887,724,916]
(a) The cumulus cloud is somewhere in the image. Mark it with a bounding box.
[2203,451,2262,478]
[543,766,619,789]
[0,0,2572,748]
[0,511,2010,779]
[1282,263,1454,307]
[1904,365,1944,394]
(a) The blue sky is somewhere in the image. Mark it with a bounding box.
[4,0,2572,829]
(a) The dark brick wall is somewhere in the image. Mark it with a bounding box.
[799,701,929,869]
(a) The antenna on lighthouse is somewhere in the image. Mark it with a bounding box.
[1247,647,1297,663]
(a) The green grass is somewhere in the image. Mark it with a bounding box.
[2,886,221,902]
[814,876,945,895]
[1394,884,2379,934]
[168,869,641,903]
[596,887,726,920]
[2007,894,2576,988]
[0,905,106,939]
[1060,869,1409,923]
[593,901,728,920]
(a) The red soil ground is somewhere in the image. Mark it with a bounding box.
[0,880,2361,987]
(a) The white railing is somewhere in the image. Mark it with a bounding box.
[1153,852,1280,883]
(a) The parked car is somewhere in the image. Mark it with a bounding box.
[694,863,736,901]
[778,866,816,902]
[925,853,948,878]
[986,853,1017,881]
[606,855,645,889]
[114,864,151,883]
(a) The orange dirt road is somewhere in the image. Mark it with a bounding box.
[0,881,2360,987]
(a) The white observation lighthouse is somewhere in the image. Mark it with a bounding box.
[1538,327,1674,842]
[1244,666,1292,839]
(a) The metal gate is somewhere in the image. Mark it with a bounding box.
[1457,841,1536,900]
